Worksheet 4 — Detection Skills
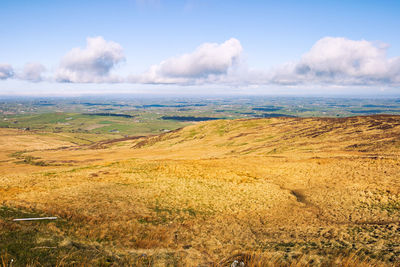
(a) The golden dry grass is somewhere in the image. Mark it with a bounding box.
[1,115,399,265]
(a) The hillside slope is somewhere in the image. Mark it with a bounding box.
[1,115,399,265]
[133,115,400,156]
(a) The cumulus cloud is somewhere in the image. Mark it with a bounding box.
[56,36,125,83]
[134,38,243,84]
[3,36,400,89]
[0,64,14,80]
[270,37,400,86]
[20,63,46,82]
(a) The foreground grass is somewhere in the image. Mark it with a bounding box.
[0,206,137,266]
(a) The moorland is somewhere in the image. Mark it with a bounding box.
[0,96,399,266]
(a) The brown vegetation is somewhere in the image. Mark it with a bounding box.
[0,116,399,265]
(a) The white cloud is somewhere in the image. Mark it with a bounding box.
[0,64,14,80]
[20,63,46,82]
[3,36,400,90]
[270,37,400,86]
[56,36,125,83]
[134,38,243,84]
[133,37,400,87]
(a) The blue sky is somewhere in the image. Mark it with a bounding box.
[1,0,400,95]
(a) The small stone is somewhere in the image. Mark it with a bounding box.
[231,260,245,267]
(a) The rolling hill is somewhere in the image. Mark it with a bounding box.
[0,115,399,266]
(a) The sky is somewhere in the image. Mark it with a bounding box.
[1,0,400,96]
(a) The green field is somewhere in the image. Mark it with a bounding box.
[1,96,400,143]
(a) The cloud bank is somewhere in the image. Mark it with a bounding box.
[134,38,243,84]
[56,36,125,83]
[19,63,46,82]
[0,64,14,80]
[270,37,400,86]
[2,36,400,89]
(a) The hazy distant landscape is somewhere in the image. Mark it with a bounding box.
[1,96,400,141]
